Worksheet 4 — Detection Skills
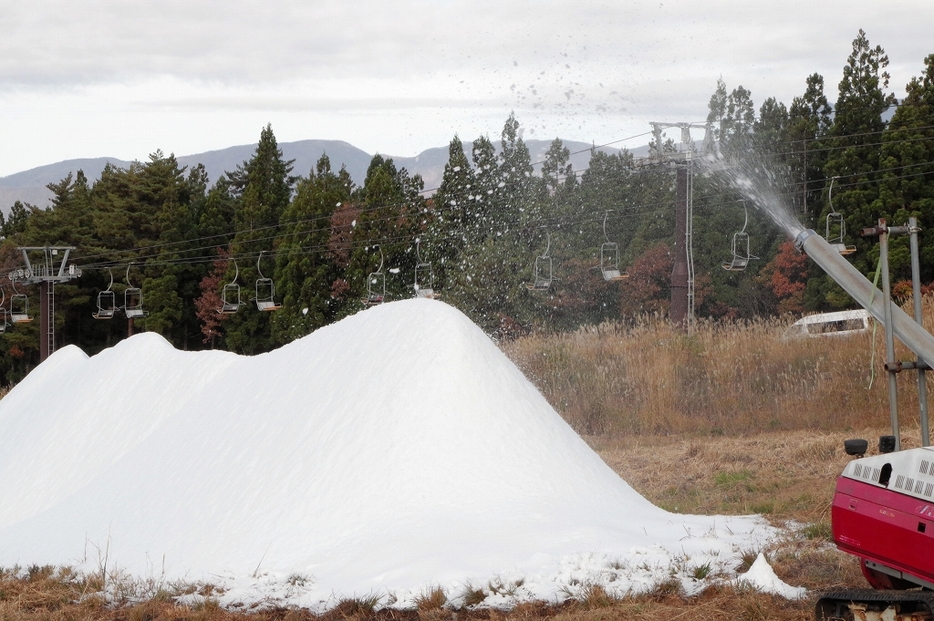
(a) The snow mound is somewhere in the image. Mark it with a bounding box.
[737,553,807,599]
[0,299,780,607]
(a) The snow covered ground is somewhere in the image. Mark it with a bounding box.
[0,298,798,609]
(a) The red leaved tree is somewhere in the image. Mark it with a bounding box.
[758,240,809,315]
[618,243,674,320]
[194,248,231,347]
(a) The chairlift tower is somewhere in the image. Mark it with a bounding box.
[650,122,712,332]
[7,247,82,362]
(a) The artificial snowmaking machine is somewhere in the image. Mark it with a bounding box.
[816,442,934,620]
[793,227,934,620]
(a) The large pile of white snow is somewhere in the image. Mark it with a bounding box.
[0,299,779,608]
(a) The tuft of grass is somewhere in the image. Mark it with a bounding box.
[192,596,220,612]
[486,576,525,597]
[646,577,684,601]
[575,583,621,609]
[749,501,775,515]
[714,469,754,488]
[459,583,486,608]
[26,565,54,581]
[413,585,447,611]
[692,562,712,580]
[286,572,311,587]
[801,520,833,541]
[328,593,381,618]
[736,548,764,573]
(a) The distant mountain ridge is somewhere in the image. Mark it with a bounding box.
[0,138,634,216]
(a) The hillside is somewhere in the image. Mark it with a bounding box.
[0,139,631,215]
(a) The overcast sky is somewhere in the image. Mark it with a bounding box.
[1,1,932,178]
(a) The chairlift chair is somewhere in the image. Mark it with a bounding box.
[825,178,856,255]
[825,213,856,255]
[219,260,243,314]
[123,262,147,319]
[526,231,556,291]
[364,245,386,306]
[9,279,31,323]
[599,212,629,281]
[722,231,754,271]
[721,201,759,271]
[124,289,145,318]
[93,268,117,319]
[414,240,437,299]
[254,251,281,311]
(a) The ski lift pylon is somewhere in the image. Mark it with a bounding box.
[364,245,386,306]
[93,268,117,319]
[825,177,857,255]
[526,230,555,291]
[254,251,281,311]
[219,259,243,314]
[414,240,437,299]
[9,278,31,324]
[721,200,759,272]
[123,262,147,319]
[599,212,629,282]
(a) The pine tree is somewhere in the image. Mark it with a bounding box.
[497,112,534,226]
[468,135,498,243]
[270,153,354,344]
[224,125,295,354]
[721,85,756,156]
[875,53,934,280]
[706,78,728,143]
[444,115,540,331]
[788,73,833,217]
[3,201,34,238]
[346,154,425,305]
[428,135,476,290]
[823,30,898,274]
[229,124,295,232]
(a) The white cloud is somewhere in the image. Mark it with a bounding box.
[1,0,932,176]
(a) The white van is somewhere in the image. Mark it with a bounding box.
[787,309,872,338]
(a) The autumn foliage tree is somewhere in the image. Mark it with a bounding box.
[757,240,810,314]
[618,243,674,320]
[194,249,231,347]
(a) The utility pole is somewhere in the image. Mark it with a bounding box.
[650,122,709,332]
[670,160,692,330]
[8,247,82,362]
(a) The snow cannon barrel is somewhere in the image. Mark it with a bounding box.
[794,229,934,369]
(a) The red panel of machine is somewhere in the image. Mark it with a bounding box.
[832,476,934,585]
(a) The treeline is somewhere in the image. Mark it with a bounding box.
[1,30,933,383]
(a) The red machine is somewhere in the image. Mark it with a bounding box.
[817,445,934,620]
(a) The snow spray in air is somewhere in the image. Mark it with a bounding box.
[699,150,804,238]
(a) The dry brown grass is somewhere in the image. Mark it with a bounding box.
[501,314,929,436]
[0,570,822,621]
[587,428,907,520]
[588,428,878,593]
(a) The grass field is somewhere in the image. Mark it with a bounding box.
[2,309,931,620]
